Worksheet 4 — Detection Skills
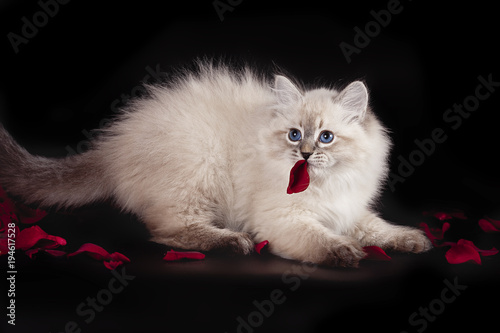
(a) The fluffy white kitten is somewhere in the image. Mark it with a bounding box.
[0,62,431,266]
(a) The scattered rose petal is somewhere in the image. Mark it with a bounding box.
[434,212,451,221]
[25,248,66,259]
[104,260,123,270]
[362,246,391,261]
[485,217,500,228]
[16,225,66,251]
[0,213,17,233]
[423,210,467,221]
[109,251,131,262]
[445,241,481,265]
[163,249,205,261]
[444,239,498,265]
[287,160,309,194]
[255,240,269,254]
[45,249,67,256]
[475,248,499,257]
[15,203,47,224]
[478,219,500,233]
[0,186,47,225]
[67,243,111,260]
[457,239,498,257]
[419,222,450,247]
[0,206,16,220]
[68,243,130,269]
[1,185,48,237]
[24,249,38,259]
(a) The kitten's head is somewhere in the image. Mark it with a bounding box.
[264,75,389,179]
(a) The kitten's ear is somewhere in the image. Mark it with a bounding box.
[335,81,369,122]
[273,75,303,107]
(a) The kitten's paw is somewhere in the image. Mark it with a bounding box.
[389,228,432,253]
[322,241,365,268]
[212,231,254,255]
[158,225,254,255]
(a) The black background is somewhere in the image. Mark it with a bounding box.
[1,0,499,215]
[1,1,499,333]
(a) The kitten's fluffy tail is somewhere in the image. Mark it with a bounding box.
[0,124,111,208]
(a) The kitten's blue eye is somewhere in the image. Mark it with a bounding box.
[319,131,334,143]
[288,129,302,142]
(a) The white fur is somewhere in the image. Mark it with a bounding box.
[85,62,431,265]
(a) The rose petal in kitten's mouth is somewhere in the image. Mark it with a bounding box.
[287,160,310,194]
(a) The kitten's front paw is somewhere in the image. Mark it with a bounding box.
[389,228,432,253]
[322,241,365,268]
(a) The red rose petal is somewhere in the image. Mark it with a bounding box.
[67,243,112,260]
[0,214,16,233]
[1,186,47,224]
[163,249,205,261]
[104,260,123,270]
[17,225,66,251]
[44,249,67,257]
[445,242,481,265]
[15,204,47,224]
[68,243,130,269]
[287,160,310,194]
[423,210,467,221]
[0,211,17,231]
[444,239,498,265]
[419,222,450,247]
[255,240,269,254]
[478,219,500,233]
[110,251,131,263]
[25,248,40,259]
[457,239,498,257]
[434,212,451,221]
[476,248,499,257]
[485,217,500,228]
[362,246,391,261]
[419,222,433,242]
[25,248,66,259]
